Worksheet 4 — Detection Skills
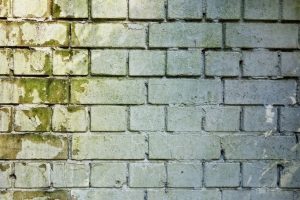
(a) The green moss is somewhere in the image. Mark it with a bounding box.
[67,106,82,113]
[47,79,69,104]
[72,79,88,94]
[13,191,68,200]
[44,53,52,75]
[71,23,80,45]
[0,164,9,171]
[53,3,62,18]
[39,164,47,170]
[0,134,22,159]
[20,107,51,131]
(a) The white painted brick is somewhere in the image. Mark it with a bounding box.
[92,0,127,19]
[0,49,12,75]
[0,163,11,188]
[0,107,11,132]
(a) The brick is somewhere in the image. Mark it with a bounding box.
[91,163,127,187]
[15,106,52,132]
[205,51,240,77]
[71,78,146,104]
[71,189,144,200]
[0,163,11,188]
[244,0,279,20]
[167,50,202,76]
[149,23,222,48]
[0,192,11,200]
[251,190,293,200]
[149,134,220,159]
[243,50,278,76]
[130,106,165,131]
[168,0,202,19]
[243,106,277,132]
[148,189,221,200]
[53,0,88,18]
[13,0,50,18]
[149,79,222,105]
[91,106,127,131]
[0,107,11,132]
[224,80,297,105]
[15,162,50,188]
[72,23,146,47]
[0,134,68,159]
[129,0,165,19]
[243,161,277,187]
[222,135,296,159]
[13,49,52,75]
[53,49,89,75]
[52,106,88,132]
[280,108,300,132]
[223,190,251,200]
[167,162,202,187]
[281,162,300,188]
[91,50,127,76]
[0,49,12,75]
[167,107,202,131]
[13,191,69,200]
[205,162,240,187]
[282,0,300,20]
[92,0,127,19]
[281,52,300,77]
[0,0,9,17]
[129,163,166,187]
[72,134,146,160]
[206,0,241,20]
[204,106,240,131]
[226,23,298,48]
[52,163,89,187]
[129,50,165,76]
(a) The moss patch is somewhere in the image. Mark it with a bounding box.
[13,191,68,200]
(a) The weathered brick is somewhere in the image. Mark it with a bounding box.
[71,78,146,104]
[168,0,202,19]
[0,163,11,188]
[52,163,89,187]
[129,0,165,19]
[251,190,293,200]
[281,52,300,77]
[243,161,277,187]
[167,162,202,187]
[0,192,11,200]
[91,106,127,131]
[148,189,221,200]
[281,162,300,188]
[243,50,279,77]
[167,107,202,131]
[204,106,240,131]
[0,134,68,159]
[0,49,12,75]
[282,0,300,20]
[0,0,9,17]
[72,134,146,160]
[206,0,241,20]
[72,23,146,47]
[91,50,127,76]
[226,23,299,48]
[244,0,279,20]
[13,0,50,18]
[167,50,202,76]
[205,51,240,77]
[149,79,222,105]
[92,0,127,19]
[149,134,220,159]
[129,163,166,187]
[149,23,222,48]
[13,191,69,200]
[225,80,297,105]
[53,49,89,75]
[205,162,240,187]
[129,50,165,76]
[91,163,127,187]
[222,135,296,159]
[130,106,164,131]
[53,0,88,18]
[71,189,144,200]
[15,162,50,188]
[0,107,11,132]
[243,106,277,132]
[280,107,300,132]
[15,106,52,132]
[223,190,251,200]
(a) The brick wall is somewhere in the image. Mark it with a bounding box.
[0,0,299,199]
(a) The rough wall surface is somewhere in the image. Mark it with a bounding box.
[0,0,299,199]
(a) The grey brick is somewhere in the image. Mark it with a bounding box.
[281,162,300,188]
[223,190,251,200]
[149,23,222,48]
[225,80,297,105]
[149,134,220,159]
[205,162,240,187]
[168,0,202,19]
[148,189,221,200]
[226,23,299,48]
[129,0,165,19]
[281,52,300,77]
[244,0,279,20]
[251,190,294,200]
[71,189,144,200]
[282,0,300,20]
[92,0,127,19]
[280,108,300,132]
[206,0,241,20]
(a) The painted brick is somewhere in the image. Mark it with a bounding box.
[0,0,9,17]
[92,0,127,19]
[206,0,241,19]
[71,189,144,200]
[0,107,11,132]
[168,0,202,19]
[0,163,11,188]
[53,0,88,18]
[280,107,300,132]
[12,0,50,18]
[148,189,221,200]
[129,0,165,19]
[244,0,279,20]
[0,49,12,75]
[282,0,300,20]
[281,52,300,77]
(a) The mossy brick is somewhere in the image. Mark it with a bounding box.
[148,190,221,200]
[14,106,52,132]
[0,163,11,188]
[244,0,279,20]
[92,0,127,19]
[13,49,52,75]
[282,0,300,20]
[53,49,88,75]
[71,23,146,47]
[53,0,88,18]
[149,23,222,48]
[71,189,144,200]
[0,191,12,200]
[206,0,241,20]
[0,134,68,159]
[129,0,165,20]
[281,52,300,77]
[13,191,69,200]
[0,49,12,75]
[0,107,12,132]
[168,0,202,19]
[12,0,50,18]
[72,134,147,160]
[0,0,9,17]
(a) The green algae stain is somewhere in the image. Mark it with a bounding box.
[21,107,52,131]
[52,3,62,18]
[44,53,52,75]
[13,191,68,200]
[0,164,10,172]
[67,106,83,113]
[47,79,69,103]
